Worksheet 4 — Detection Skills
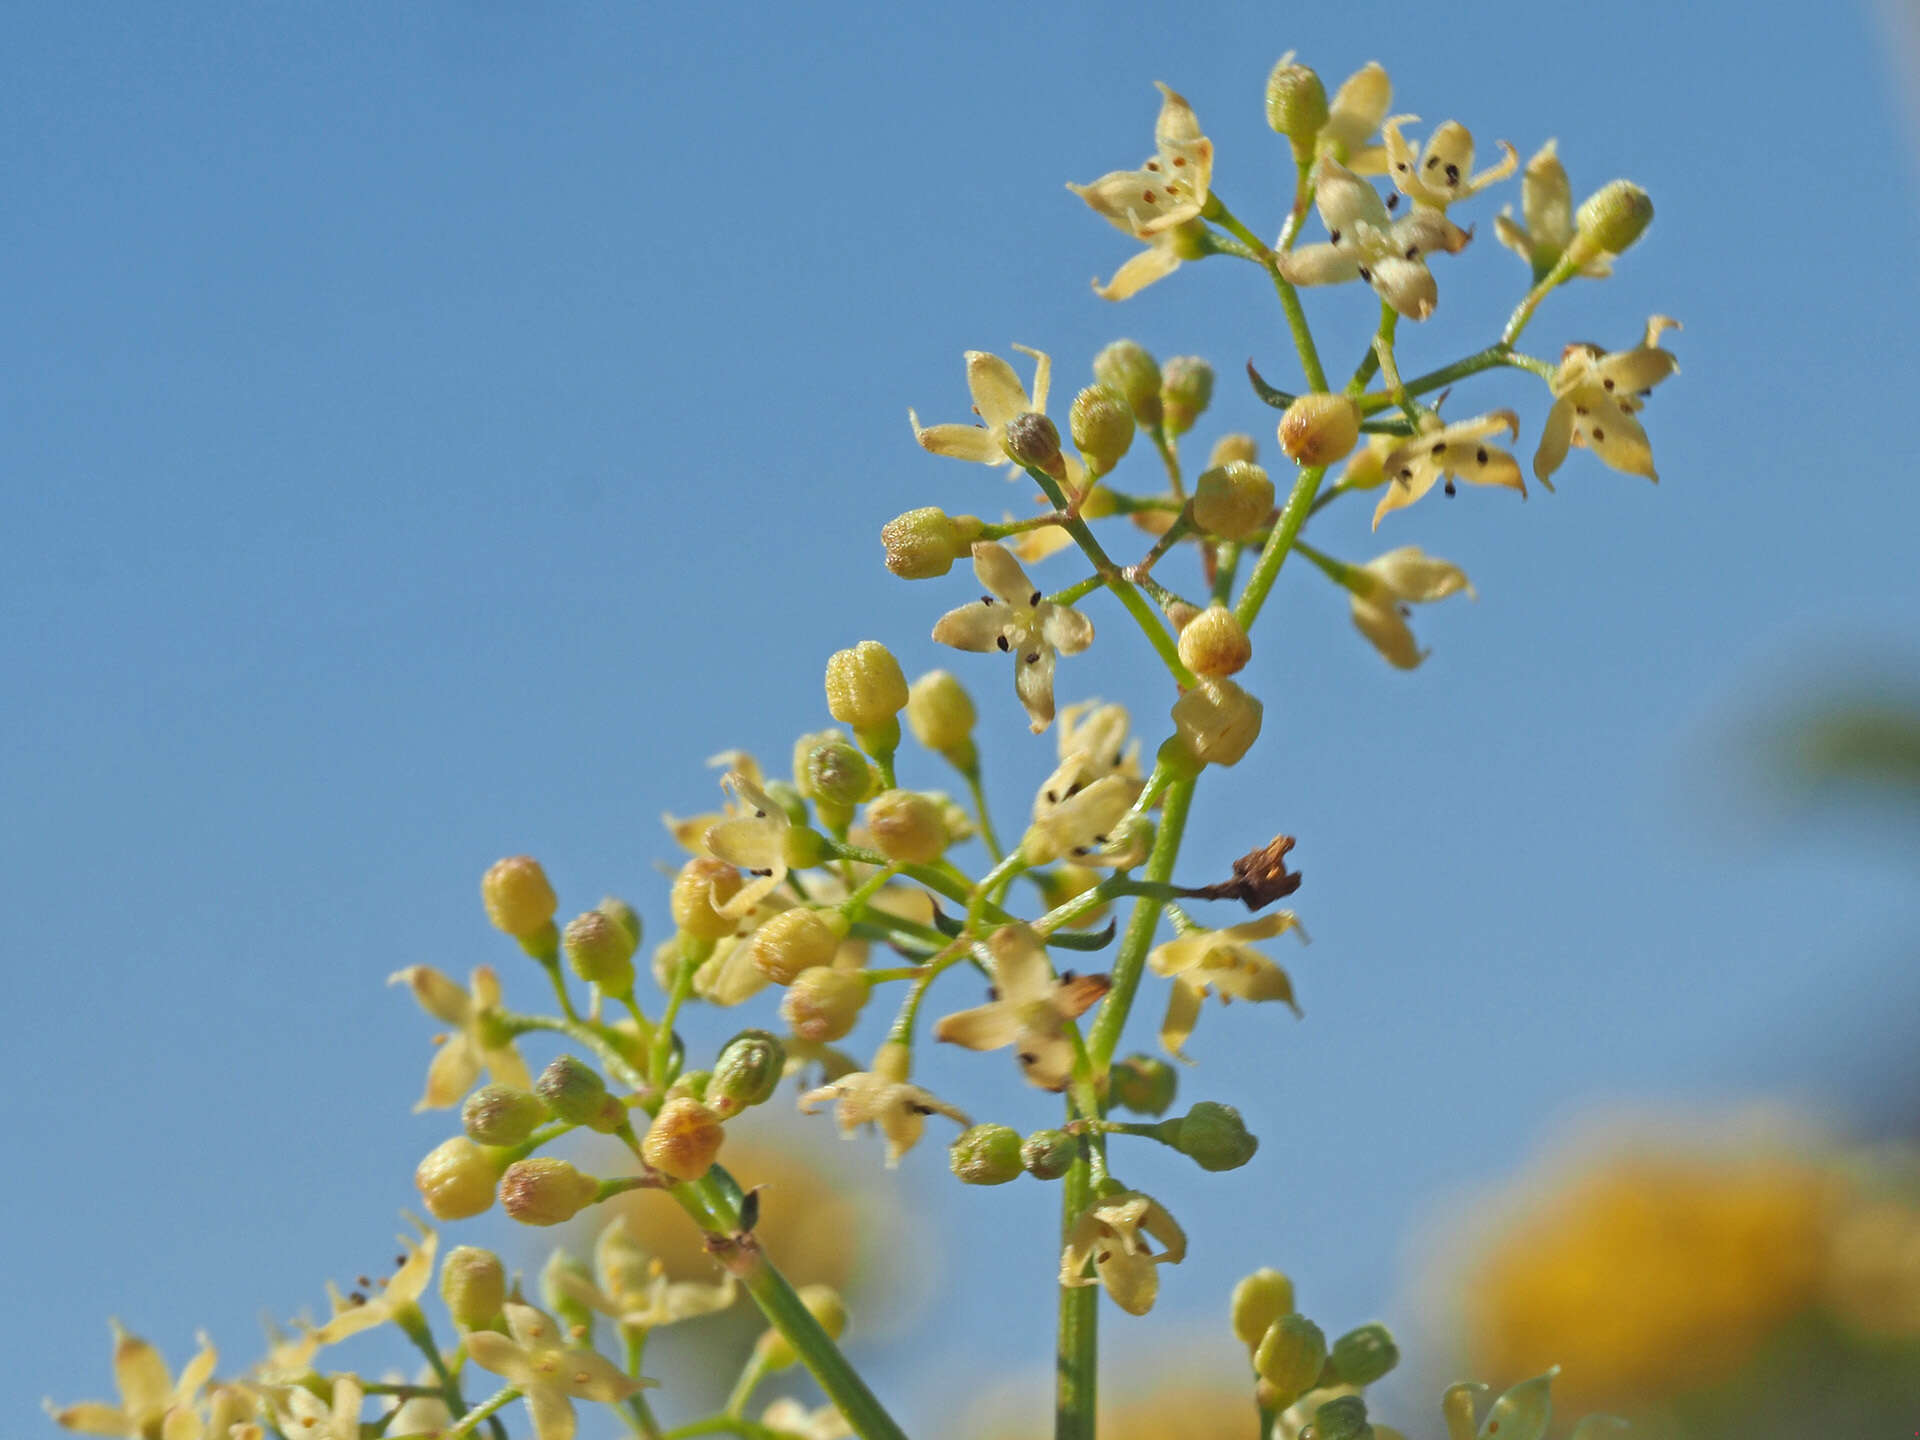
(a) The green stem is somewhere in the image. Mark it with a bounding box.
[1086,776,1194,1072]
[1232,464,1328,634]
[539,957,581,1021]
[621,1327,666,1440]
[1048,574,1105,607]
[962,765,1004,862]
[503,1014,649,1093]
[1502,252,1578,345]
[1206,192,1327,392]
[1056,1136,1099,1440]
[393,1303,467,1422]
[429,1386,517,1440]
[1210,541,1241,604]
[1360,346,1551,414]
[652,951,697,1088]
[1346,302,1397,395]
[665,1420,792,1440]
[1148,425,1185,497]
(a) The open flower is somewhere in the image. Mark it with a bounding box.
[932,542,1093,733]
[761,1399,853,1440]
[662,750,767,853]
[1316,61,1393,174]
[274,1376,361,1440]
[1068,83,1214,240]
[313,1223,437,1345]
[550,1216,737,1331]
[1061,1189,1188,1315]
[910,347,1052,474]
[1383,116,1517,211]
[48,1323,217,1439]
[702,769,790,918]
[1278,158,1471,320]
[1494,140,1613,282]
[1056,700,1141,781]
[799,1041,970,1166]
[389,964,531,1111]
[1024,753,1145,868]
[1535,317,1681,486]
[933,925,1110,1090]
[467,1304,645,1440]
[1087,218,1215,302]
[1342,546,1475,670]
[1371,410,1526,529]
[1148,913,1307,1059]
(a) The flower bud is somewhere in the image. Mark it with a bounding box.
[882,507,975,581]
[824,640,909,735]
[753,1285,848,1372]
[462,1084,547,1147]
[1328,1323,1400,1387]
[1021,1128,1077,1180]
[906,669,978,768]
[1168,1100,1259,1171]
[779,966,868,1042]
[1176,605,1252,678]
[1311,1395,1373,1440]
[748,908,843,985]
[1574,180,1652,258]
[1171,679,1264,767]
[500,1156,600,1227]
[1254,1312,1328,1407]
[1279,393,1362,467]
[1193,461,1274,541]
[864,788,950,865]
[710,1028,786,1115]
[542,1249,597,1341]
[415,1137,504,1221]
[641,1096,726,1181]
[1093,340,1162,428]
[1110,1053,1177,1117]
[671,857,745,941]
[1003,411,1064,478]
[667,1069,712,1103]
[1208,432,1258,468]
[1231,1269,1295,1350]
[535,1055,623,1132]
[563,908,638,993]
[1069,385,1135,476]
[482,856,557,940]
[794,731,877,822]
[948,1123,1024,1185]
[1265,53,1329,155]
[439,1245,507,1331]
[1159,356,1214,437]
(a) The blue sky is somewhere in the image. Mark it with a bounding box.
[6,3,1918,1435]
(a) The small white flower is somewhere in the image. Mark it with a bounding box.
[1371,410,1526,529]
[1535,317,1681,485]
[1382,116,1517,211]
[1278,158,1471,320]
[910,347,1052,474]
[798,1041,971,1167]
[466,1304,645,1440]
[1148,913,1308,1059]
[933,925,1109,1090]
[931,542,1094,733]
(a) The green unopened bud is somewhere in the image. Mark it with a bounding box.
[671,856,745,941]
[824,640,910,740]
[1255,1313,1328,1408]
[439,1245,507,1331]
[482,855,558,941]
[1477,1371,1557,1440]
[1110,1053,1178,1116]
[1021,1128,1077,1180]
[1279,392,1361,467]
[1311,1395,1373,1440]
[598,896,642,948]
[1003,411,1064,479]
[667,1068,712,1103]
[779,966,868,1042]
[948,1123,1024,1185]
[1168,1100,1259,1171]
[461,1084,547,1147]
[864,788,950,864]
[1328,1323,1400,1387]
[1176,604,1252,679]
[754,1285,848,1372]
[535,1056,622,1132]
[882,507,978,581]
[795,730,878,827]
[541,1249,596,1341]
[906,669,978,769]
[1208,432,1258,468]
[1069,384,1135,476]
[1265,53,1329,156]
[1572,180,1652,260]
[1193,461,1275,541]
[563,908,638,993]
[414,1137,504,1221]
[499,1156,599,1227]
[1159,356,1214,437]
[1171,679,1264,767]
[710,1028,786,1116]
[1093,340,1162,428]
[749,907,845,985]
[1231,1269,1296,1350]
[641,1096,726,1181]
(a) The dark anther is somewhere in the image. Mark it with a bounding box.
[1019,1052,1040,1066]
[1329,228,1342,244]
[349,1291,367,1307]
[1603,377,1616,390]
[1386,193,1401,210]
[1476,447,1489,464]
[996,635,1011,651]
[752,868,774,877]
[1093,834,1109,844]
[1396,161,1409,172]
[394,1255,406,1267]
[1398,466,1414,481]
[1445,163,1460,183]
[1029,589,1042,605]
[1066,780,1084,797]
[1444,479,1457,497]
[1424,155,1440,169]
[1044,789,1058,804]
[357,1275,372,1288]
[754,809,767,818]
[1430,441,1448,456]
[909,1101,936,1115]
[1357,265,1372,281]
[738,1187,761,1234]
[1061,969,1077,982]
[986,985,999,1000]
[981,594,994,605]
[1406,245,1419,259]
[1026,652,1040,664]
[1592,427,1605,441]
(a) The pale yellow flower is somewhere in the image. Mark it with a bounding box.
[1055,700,1141,781]
[1534,317,1681,486]
[1068,83,1214,240]
[1345,547,1474,671]
[1024,752,1146,869]
[1061,1190,1187,1316]
[761,1398,854,1440]
[661,749,768,853]
[160,1383,262,1440]
[910,347,1052,473]
[1088,219,1215,302]
[931,542,1094,734]
[551,1215,738,1330]
[933,925,1109,1090]
[466,1304,645,1440]
[312,1223,437,1345]
[1370,410,1526,530]
[389,964,530,1111]
[1382,116,1517,211]
[1148,913,1307,1060]
[702,769,790,918]
[48,1323,217,1439]
[273,1376,361,1440]
[799,1041,970,1167]
[1494,140,1613,282]
[1278,158,1471,321]
[1317,62,1393,175]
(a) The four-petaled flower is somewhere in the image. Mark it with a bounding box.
[1060,1189,1188,1316]
[933,924,1110,1090]
[1148,913,1308,1060]
[312,1222,437,1345]
[1278,158,1471,320]
[274,1375,362,1440]
[466,1304,646,1440]
[1345,547,1475,671]
[798,1041,971,1167]
[1534,317,1681,485]
[549,1216,737,1331]
[1382,116,1517,211]
[703,769,791,919]
[932,542,1093,734]
[1067,83,1214,241]
[48,1322,217,1439]
[1371,410,1526,529]
[910,347,1052,476]
[389,964,531,1111]
[1024,751,1146,868]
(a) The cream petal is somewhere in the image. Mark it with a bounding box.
[1579,403,1657,480]
[1159,978,1204,1060]
[1350,593,1424,670]
[875,1102,926,1167]
[467,1332,538,1388]
[390,966,471,1027]
[558,1348,643,1402]
[417,1033,482,1112]
[1139,1197,1188,1264]
[1469,140,1520,194]
[330,1378,363,1440]
[1494,210,1533,262]
[160,1406,200,1440]
[1011,344,1051,416]
[1367,546,1473,602]
[1147,933,1205,978]
[388,1233,437,1306]
[524,1386,577,1440]
[1014,645,1058,733]
[50,1404,134,1437]
[931,599,1013,653]
[504,1304,559,1350]
[1097,1244,1161,1316]
[1328,62,1391,145]
[1368,254,1437,320]
[1278,242,1362,288]
[932,1001,1024,1052]
[1594,342,1679,395]
[1093,242,1180,301]
[1393,209,1471,256]
[973,540,1037,605]
[1534,397,1574,483]
[170,1337,217,1406]
[988,924,1055,1005]
[965,352,1032,430]
[483,1040,533,1091]
[1015,1030,1077,1092]
[1314,158,1390,232]
[704,814,783,871]
[911,417,1003,464]
[1041,603,1094,655]
[1211,954,1300,1012]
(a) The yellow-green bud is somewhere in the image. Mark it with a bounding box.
[499,1156,599,1227]
[414,1137,504,1221]
[439,1245,507,1331]
[1069,384,1135,476]
[1476,1372,1557,1440]
[1255,1313,1328,1407]
[667,1068,711,1103]
[1231,1269,1296,1350]
[1003,411,1064,477]
[824,640,909,734]
[906,669,977,768]
[1171,679,1264,767]
[641,1096,726,1182]
[864,788,949,864]
[1093,340,1162,428]
[1193,461,1274,541]
[748,907,844,985]
[1265,54,1329,155]
[599,896,642,948]
[1176,604,1252,679]
[461,1084,547,1147]
[1311,1395,1373,1440]
[1168,1100,1258,1171]
[563,908,637,993]
[535,1055,622,1132]
[948,1123,1024,1185]
[882,507,973,581]
[1021,1128,1077,1180]
[1208,432,1258,468]
[671,856,744,941]
[1110,1053,1177,1117]
[1573,180,1652,258]
[541,1249,596,1340]
[795,731,877,821]
[710,1028,786,1116]
[481,855,557,940]
[779,965,867,1042]
[1159,356,1214,437]
[1279,392,1361,467]
[754,1284,848,1372]
[1329,1323,1399,1387]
